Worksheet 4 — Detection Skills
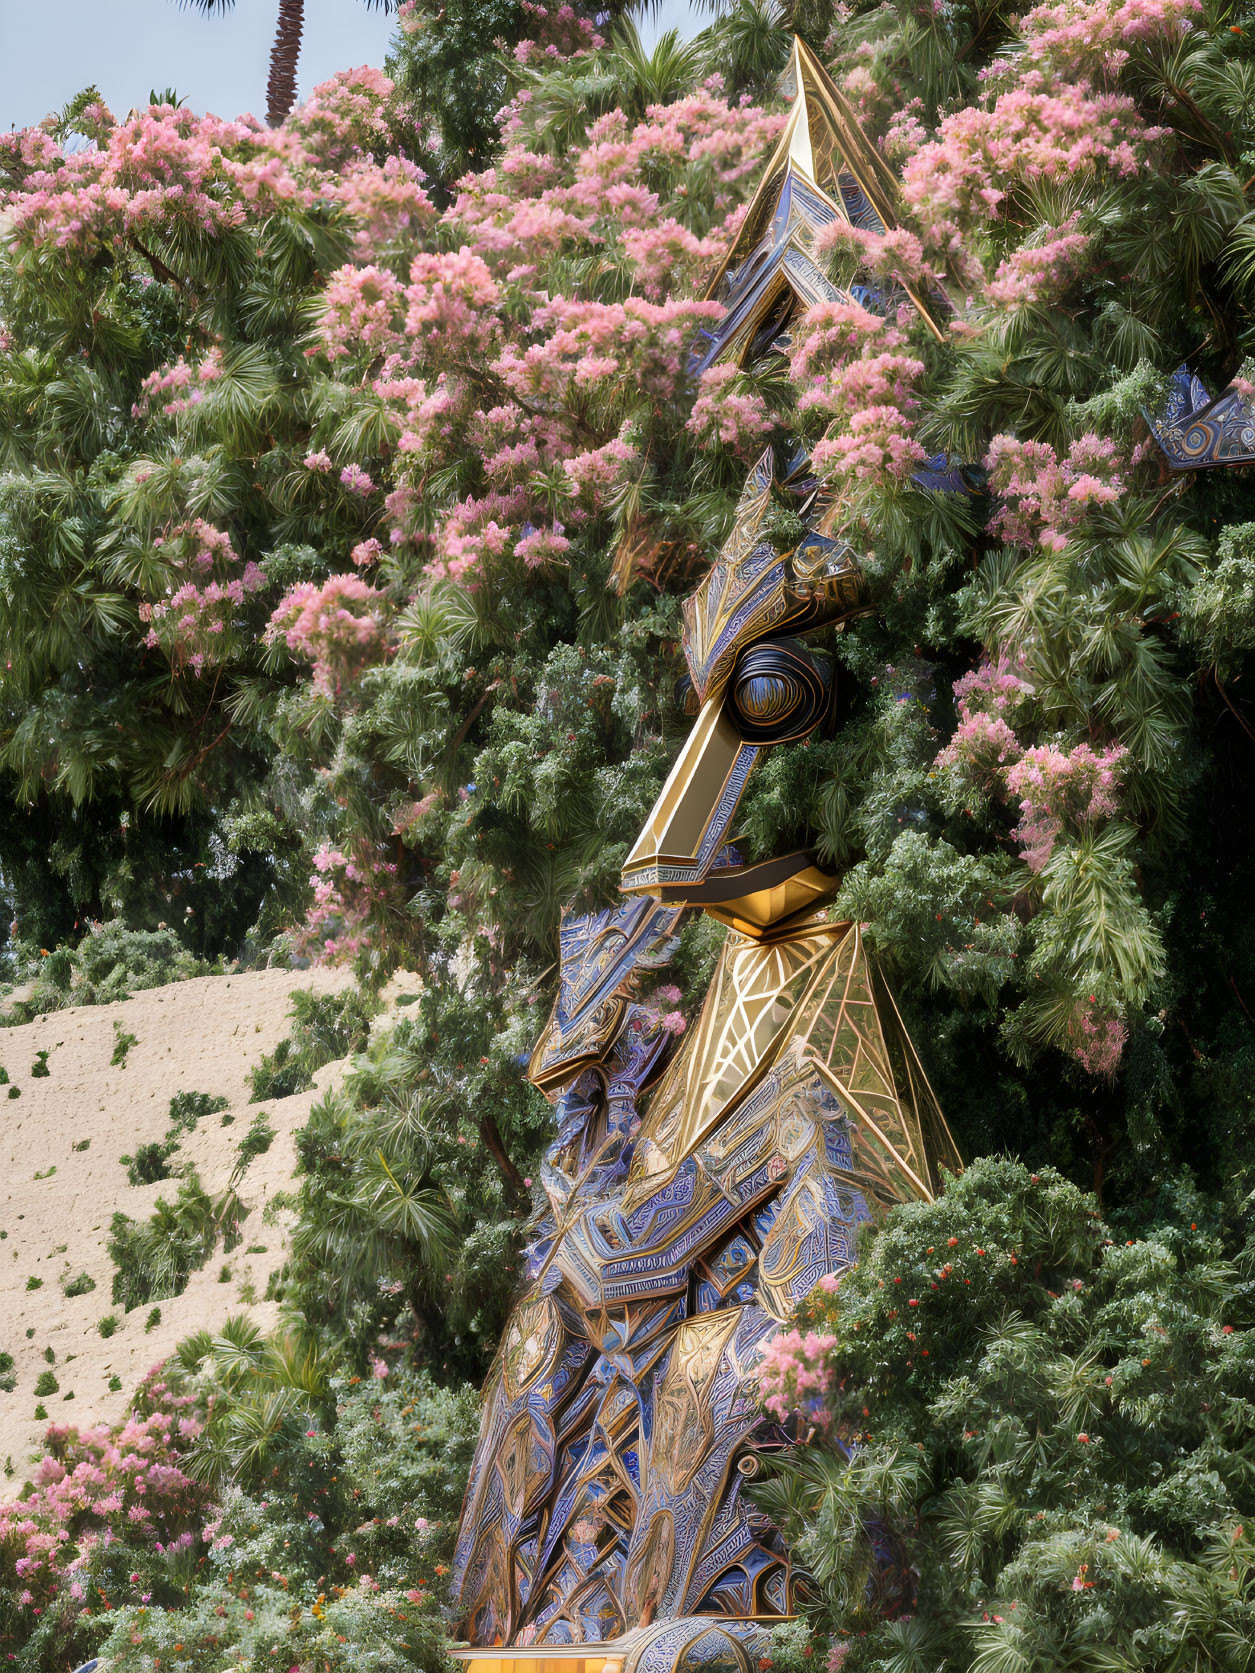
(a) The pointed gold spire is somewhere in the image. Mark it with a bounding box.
[699,36,945,357]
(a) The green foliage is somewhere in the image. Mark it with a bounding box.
[1180,518,1255,678]
[63,1357,474,1673]
[115,1087,234,1190]
[6,924,208,1022]
[248,986,379,1102]
[387,0,525,177]
[60,1272,95,1298]
[107,1172,220,1310]
[174,1313,330,1488]
[0,1353,15,1394]
[231,1110,276,1182]
[110,1020,138,1066]
[166,1088,228,1130]
[756,1160,1255,1670]
[332,1367,479,1557]
[32,1372,58,1398]
[278,986,547,1377]
[28,1051,49,1079]
[119,1139,176,1186]
[100,1576,451,1673]
[97,1315,118,1338]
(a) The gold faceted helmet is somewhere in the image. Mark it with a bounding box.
[620,447,862,938]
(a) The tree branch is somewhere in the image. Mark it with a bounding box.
[129,235,189,294]
[477,1110,527,1196]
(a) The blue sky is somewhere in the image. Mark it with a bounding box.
[0,0,703,132]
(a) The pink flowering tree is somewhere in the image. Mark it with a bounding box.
[1,0,1254,1210]
[0,1369,207,1667]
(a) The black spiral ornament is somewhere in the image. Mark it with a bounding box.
[725,638,831,744]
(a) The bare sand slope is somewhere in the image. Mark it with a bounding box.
[0,965,396,1471]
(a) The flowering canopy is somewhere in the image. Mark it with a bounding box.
[1,0,1255,1176]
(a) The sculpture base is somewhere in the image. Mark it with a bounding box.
[453,1646,626,1673]
[453,1619,779,1673]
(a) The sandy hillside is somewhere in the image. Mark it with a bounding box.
[0,965,415,1473]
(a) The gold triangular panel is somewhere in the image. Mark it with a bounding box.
[800,923,961,1199]
[628,921,851,1187]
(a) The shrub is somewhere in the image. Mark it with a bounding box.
[29,1050,49,1078]
[248,987,378,1102]
[166,1089,229,1131]
[107,1173,219,1310]
[111,1021,138,1066]
[6,926,210,1022]
[98,1570,451,1673]
[88,1365,470,1671]
[230,1110,276,1183]
[24,1277,41,1291]
[331,1368,479,1578]
[755,1159,1255,1670]
[33,1372,58,1398]
[119,1139,176,1186]
[61,1272,95,1298]
[97,1315,118,1338]
[0,1370,208,1668]
[0,1354,14,1394]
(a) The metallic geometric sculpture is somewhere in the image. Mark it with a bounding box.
[452,42,962,1673]
[1146,364,1255,470]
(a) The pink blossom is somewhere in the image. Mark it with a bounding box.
[1005,742,1128,870]
[351,538,384,568]
[1000,0,1202,83]
[267,573,390,691]
[515,525,571,570]
[137,521,266,675]
[985,432,1125,550]
[755,1328,838,1423]
[340,462,375,496]
[318,264,405,361]
[903,81,1159,255]
[686,364,774,457]
[987,220,1091,307]
[293,838,402,965]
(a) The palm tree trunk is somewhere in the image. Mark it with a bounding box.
[266,0,306,128]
